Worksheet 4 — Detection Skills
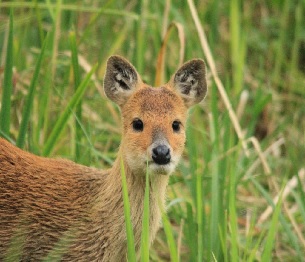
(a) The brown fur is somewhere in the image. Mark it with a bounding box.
[0,56,207,261]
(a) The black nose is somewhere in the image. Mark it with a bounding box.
[152,145,171,165]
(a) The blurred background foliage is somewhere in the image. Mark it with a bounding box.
[0,0,304,261]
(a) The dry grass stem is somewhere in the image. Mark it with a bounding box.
[244,138,285,180]
[187,0,249,156]
[246,137,271,175]
[283,199,305,249]
[258,168,305,224]
[236,90,249,120]
[162,0,171,38]
[155,22,185,86]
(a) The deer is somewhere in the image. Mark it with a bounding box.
[0,55,207,261]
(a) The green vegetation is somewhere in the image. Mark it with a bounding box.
[0,0,304,261]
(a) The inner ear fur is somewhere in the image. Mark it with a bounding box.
[170,59,207,108]
[104,55,142,107]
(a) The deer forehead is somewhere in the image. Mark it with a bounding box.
[122,86,187,120]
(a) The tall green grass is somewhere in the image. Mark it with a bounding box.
[0,10,13,135]
[120,159,137,261]
[140,162,150,262]
[69,30,82,161]
[0,1,304,261]
[42,63,97,156]
[16,32,49,148]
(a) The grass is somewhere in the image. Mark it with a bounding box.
[121,158,137,261]
[1,0,305,261]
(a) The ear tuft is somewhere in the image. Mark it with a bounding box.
[104,56,141,107]
[172,59,207,107]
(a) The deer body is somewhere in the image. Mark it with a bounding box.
[0,56,207,261]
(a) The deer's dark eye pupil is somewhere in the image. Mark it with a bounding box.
[172,121,181,132]
[132,119,144,131]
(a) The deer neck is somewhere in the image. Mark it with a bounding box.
[106,147,170,245]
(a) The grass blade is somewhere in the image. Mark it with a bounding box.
[185,202,197,261]
[185,122,203,261]
[42,64,97,156]
[251,177,303,260]
[196,167,203,262]
[3,226,27,262]
[33,27,55,147]
[230,0,244,95]
[69,30,82,161]
[16,33,49,148]
[135,0,148,74]
[261,191,283,260]
[209,96,221,258]
[0,10,14,136]
[162,208,179,262]
[41,227,77,262]
[120,158,137,262]
[140,163,150,261]
[228,152,239,261]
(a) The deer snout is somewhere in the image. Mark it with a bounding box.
[152,145,171,165]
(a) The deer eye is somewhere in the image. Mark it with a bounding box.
[172,121,181,132]
[132,118,144,132]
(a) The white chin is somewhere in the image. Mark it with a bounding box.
[148,162,175,175]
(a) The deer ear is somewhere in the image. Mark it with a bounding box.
[104,55,142,107]
[171,59,207,108]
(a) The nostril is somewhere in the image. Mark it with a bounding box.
[152,145,171,165]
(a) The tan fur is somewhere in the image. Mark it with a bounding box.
[0,56,207,261]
